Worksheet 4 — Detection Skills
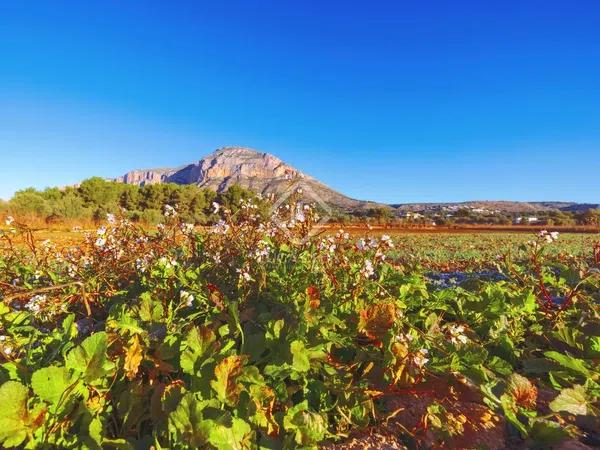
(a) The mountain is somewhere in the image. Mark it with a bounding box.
[114,146,373,210]
[113,146,597,214]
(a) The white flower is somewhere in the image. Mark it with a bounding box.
[180,290,194,307]
[381,234,394,248]
[295,211,306,223]
[95,237,106,248]
[412,349,429,368]
[448,324,468,345]
[25,294,46,314]
[135,258,147,273]
[164,204,177,217]
[395,332,413,343]
[360,259,375,278]
[212,202,220,214]
[0,335,6,341]
[3,347,12,356]
[158,257,177,269]
[96,226,107,236]
[236,269,252,282]
[212,220,230,235]
[356,238,366,251]
[5,216,14,226]
[181,223,195,234]
[106,213,116,224]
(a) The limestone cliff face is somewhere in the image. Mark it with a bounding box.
[114,147,368,210]
[115,168,176,185]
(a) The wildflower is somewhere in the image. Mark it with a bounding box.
[375,249,386,261]
[212,220,230,235]
[295,211,306,223]
[95,237,106,248]
[0,335,6,341]
[158,257,177,269]
[5,216,14,226]
[164,204,177,217]
[180,290,194,307]
[181,223,195,234]
[360,259,375,278]
[395,332,414,343]
[381,234,394,248]
[236,269,252,282]
[212,202,220,214]
[3,347,12,356]
[448,324,468,345]
[25,294,47,314]
[356,238,366,251]
[106,213,116,224]
[97,226,107,235]
[412,348,429,368]
[135,258,148,273]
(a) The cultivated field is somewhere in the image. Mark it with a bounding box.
[0,207,599,449]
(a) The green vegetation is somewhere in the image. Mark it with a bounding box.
[0,202,598,449]
[387,232,597,271]
[0,178,270,225]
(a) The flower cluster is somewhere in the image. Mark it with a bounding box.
[447,324,468,345]
[539,230,559,243]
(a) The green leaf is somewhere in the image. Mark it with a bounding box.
[169,393,212,447]
[500,393,528,436]
[549,385,590,416]
[65,331,115,383]
[0,381,43,448]
[284,401,327,446]
[180,326,216,375]
[31,365,76,409]
[208,417,252,450]
[528,420,570,448]
[211,356,245,405]
[290,340,310,373]
[544,351,590,378]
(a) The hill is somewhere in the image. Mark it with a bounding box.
[114,146,375,211]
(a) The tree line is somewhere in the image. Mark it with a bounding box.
[0,178,271,225]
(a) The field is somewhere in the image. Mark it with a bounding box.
[0,208,599,449]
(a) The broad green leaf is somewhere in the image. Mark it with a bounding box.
[211,355,245,405]
[549,385,589,416]
[0,381,44,448]
[169,393,212,447]
[180,326,216,375]
[290,340,310,373]
[66,331,115,383]
[31,365,76,408]
[544,351,590,378]
[528,420,570,448]
[283,400,327,445]
[208,417,252,450]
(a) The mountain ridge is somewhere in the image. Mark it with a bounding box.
[113,146,598,213]
[114,146,375,210]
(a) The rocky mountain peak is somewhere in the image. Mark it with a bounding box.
[113,146,366,210]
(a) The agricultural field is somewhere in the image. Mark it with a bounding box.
[0,206,599,449]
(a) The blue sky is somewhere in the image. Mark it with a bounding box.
[1,1,599,203]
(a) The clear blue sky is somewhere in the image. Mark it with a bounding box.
[1,1,599,203]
